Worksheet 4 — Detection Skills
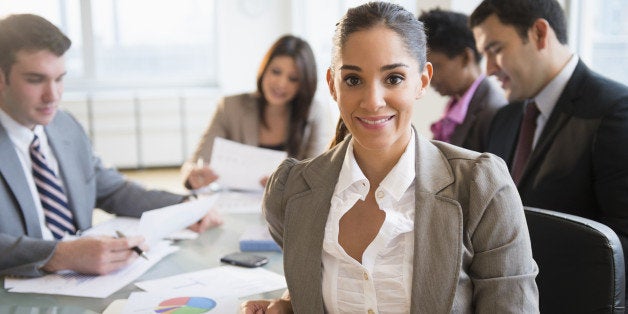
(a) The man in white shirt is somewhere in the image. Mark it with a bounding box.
[0,14,221,277]
[471,0,628,269]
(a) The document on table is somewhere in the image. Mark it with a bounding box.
[121,290,240,314]
[135,265,287,298]
[210,137,287,191]
[212,190,263,214]
[136,195,219,245]
[4,241,179,298]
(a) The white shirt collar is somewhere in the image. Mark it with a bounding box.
[0,108,45,149]
[334,129,416,202]
[534,54,579,119]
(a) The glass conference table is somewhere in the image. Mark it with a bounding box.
[0,212,284,313]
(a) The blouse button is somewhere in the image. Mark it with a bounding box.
[368,309,375,314]
[376,190,385,198]
[363,272,369,280]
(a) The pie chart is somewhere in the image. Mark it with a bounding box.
[154,297,217,313]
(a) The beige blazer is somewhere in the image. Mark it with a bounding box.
[182,93,334,180]
[264,131,539,313]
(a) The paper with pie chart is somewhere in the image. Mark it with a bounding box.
[122,292,239,314]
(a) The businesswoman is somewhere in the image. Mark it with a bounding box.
[182,35,333,189]
[242,2,538,313]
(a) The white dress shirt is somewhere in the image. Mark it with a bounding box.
[0,109,59,240]
[532,54,579,148]
[322,130,416,314]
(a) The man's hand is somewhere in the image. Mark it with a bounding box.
[188,209,223,233]
[42,235,147,275]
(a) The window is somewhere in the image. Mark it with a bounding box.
[570,0,628,85]
[0,0,217,91]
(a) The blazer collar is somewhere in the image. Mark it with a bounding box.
[0,123,43,237]
[519,60,588,186]
[44,115,91,230]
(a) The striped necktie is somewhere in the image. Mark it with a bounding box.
[30,135,76,239]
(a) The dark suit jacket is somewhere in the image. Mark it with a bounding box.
[487,60,628,254]
[449,77,506,152]
[264,131,538,313]
[0,110,185,277]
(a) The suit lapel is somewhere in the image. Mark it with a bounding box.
[449,79,488,145]
[518,61,586,186]
[45,118,91,230]
[282,141,346,312]
[410,134,463,313]
[0,124,43,237]
[242,96,260,146]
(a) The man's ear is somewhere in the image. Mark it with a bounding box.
[326,68,337,101]
[530,18,550,50]
[462,47,476,66]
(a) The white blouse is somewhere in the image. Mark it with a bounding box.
[322,132,416,314]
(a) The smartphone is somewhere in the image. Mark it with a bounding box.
[220,252,268,268]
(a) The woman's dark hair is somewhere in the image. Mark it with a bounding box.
[256,35,317,157]
[419,8,481,62]
[0,14,71,81]
[469,0,568,45]
[329,1,427,147]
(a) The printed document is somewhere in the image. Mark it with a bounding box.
[210,137,287,191]
[135,265,286,298]
[4,241,178,298]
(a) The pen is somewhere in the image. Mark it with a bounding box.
[115,230,149,260]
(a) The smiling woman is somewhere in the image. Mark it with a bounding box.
[242,2,539,313]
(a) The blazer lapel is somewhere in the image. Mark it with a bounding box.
[411,134,463,313]
[449,79,488,146]
[0,124,42,237]
[282,140,347,312]
[45,120,91,230]
[518,61,586,186]
[242,95,260,146]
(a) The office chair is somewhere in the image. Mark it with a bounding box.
[524,206,625,313]
[524,207,626,313]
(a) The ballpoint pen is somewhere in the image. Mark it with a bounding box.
[115,230,149,260]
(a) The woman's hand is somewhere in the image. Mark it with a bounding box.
[187,167,219,190]
[240,298,292,314]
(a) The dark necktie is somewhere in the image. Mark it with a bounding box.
[30,135,76,239]
[511,101,540,185]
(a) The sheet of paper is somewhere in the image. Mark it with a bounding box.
[81,216,200,242]
[210,137,287,191]
[135,265,286,298]
[137,195,219,245]
[212,191,263,214]
[4,241,178,298]
[122,290,240,314]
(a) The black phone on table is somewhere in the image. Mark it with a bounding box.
[220,252,268,268]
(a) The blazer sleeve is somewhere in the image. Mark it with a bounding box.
[466,154,539,312]
[181,96,230,187]
[299,100,334,160]
[262,158,299,249]
[0,234,56,277]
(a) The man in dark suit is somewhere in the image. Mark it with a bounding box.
[0,14,222,277]
[419,8,506,152]
[470,0,628,255]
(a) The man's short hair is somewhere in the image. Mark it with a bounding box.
[469,0,568,45]
[419,8,481,63]
[0,14,71,79]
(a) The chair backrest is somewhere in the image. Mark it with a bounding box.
[525,206,625,313]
